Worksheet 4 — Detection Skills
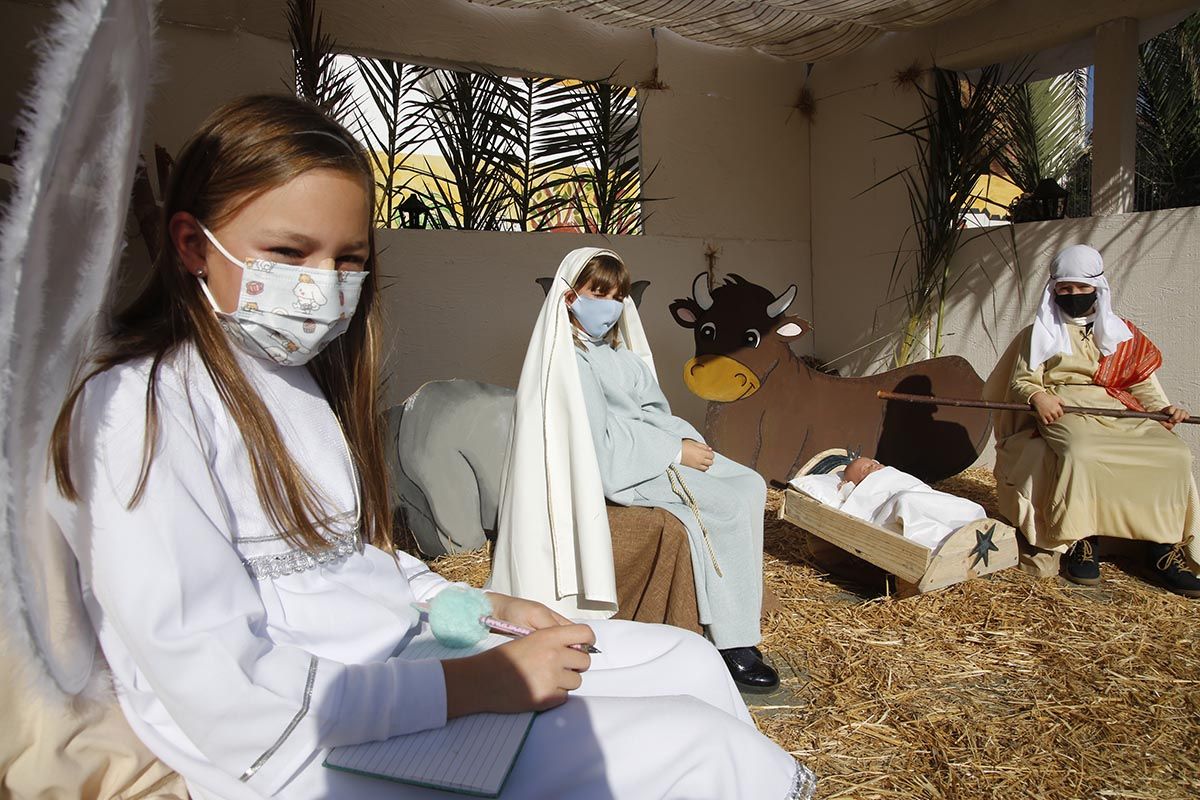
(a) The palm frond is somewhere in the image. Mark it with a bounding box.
[1136,12,1200,211]
[406,67,524,231]
[875,63,1030,364]
[351,56,423,228]
[286,0,354,120]
[537,80,645,234]
[996,68,1089,191]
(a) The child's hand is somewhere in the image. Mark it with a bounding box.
[1160,405,1189,431]
[486,592,572,630]
[442,624,596,716]
[682,439,714,472]
[1030,391,1065,425]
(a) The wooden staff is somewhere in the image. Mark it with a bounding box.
[877,390,1200,425]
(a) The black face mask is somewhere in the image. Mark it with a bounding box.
[1054,291,1096,317]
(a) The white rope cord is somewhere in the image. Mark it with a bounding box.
[667,465,724,578]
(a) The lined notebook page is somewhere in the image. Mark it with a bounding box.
[323,633,535,798]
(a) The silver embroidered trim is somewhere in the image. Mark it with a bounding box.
[239,656,318,782]
[233,511,357,544]
[241,526,362,580]
[786,762,817,800]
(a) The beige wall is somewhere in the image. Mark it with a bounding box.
[937,207,1200,464]
[807,0,1200,467]
[0,0,812,430]
[8,0,1194,448]
[376,230,810,424]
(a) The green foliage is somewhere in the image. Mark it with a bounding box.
[406,67,523,231]
[997,69,1089,192]
[1136,13,1200,211]
[286,0,353,119]
[872,64,1026,366]
[504,77,574,231]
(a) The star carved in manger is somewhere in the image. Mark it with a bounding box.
[970,523,1000,569]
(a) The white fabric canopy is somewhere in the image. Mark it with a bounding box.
[469,0,999,60]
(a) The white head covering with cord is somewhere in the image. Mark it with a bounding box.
[1029,244,1133,371]
[488,247,655,618]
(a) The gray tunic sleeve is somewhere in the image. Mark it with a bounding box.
[576,350,684,496]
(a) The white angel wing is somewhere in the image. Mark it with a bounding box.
[0,0,158,698]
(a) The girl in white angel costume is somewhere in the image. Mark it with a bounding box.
[45,95,815,800]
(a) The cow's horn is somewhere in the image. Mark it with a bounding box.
[693,272,714,310]
[767,285,797,318]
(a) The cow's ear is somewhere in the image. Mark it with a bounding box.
[534,277,554,297]
[670,299,702,328]
[774,316,811,339]
[629,280,651,308]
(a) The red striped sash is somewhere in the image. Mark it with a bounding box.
[1093,320,1162,411]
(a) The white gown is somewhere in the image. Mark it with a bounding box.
[839,467,986,550]
[47,342,813,800]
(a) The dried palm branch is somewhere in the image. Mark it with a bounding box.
[286,0,354,120]
[868,63,1028,365]
[351,56,422,228]
[407,67,523,231]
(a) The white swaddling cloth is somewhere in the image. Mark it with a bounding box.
[795,467,986,550]
[789,473,852,507]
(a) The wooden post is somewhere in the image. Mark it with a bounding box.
[1092,18,1139,215]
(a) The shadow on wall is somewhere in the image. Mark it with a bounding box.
[874,373,982,476]
[841,207,1199,384]
[940,208,1200,370]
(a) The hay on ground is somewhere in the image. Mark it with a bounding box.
[420,470,1200,799]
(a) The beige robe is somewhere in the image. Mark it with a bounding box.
[984,324,1200,574]
[0,629,187,799]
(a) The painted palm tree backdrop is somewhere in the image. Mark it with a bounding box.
[341,58,646,233]
[285,0,651,234]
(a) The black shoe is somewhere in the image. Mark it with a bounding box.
[719,647,779,693]
[1063,536,1101,585]
[1147,542,1200,598]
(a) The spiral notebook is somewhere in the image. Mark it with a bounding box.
[323,633,535,798]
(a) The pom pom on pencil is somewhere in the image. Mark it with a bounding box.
[413,586,601,653]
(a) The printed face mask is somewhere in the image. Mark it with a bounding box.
[1054,290,1096,318]
[199,226,368,366]
[568,291,624,340]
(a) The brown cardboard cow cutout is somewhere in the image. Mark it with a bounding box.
[670,273,989,484]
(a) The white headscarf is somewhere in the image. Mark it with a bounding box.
[487,247,654,618]
[1028,244,1133,371]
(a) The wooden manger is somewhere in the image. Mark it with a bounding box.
[777,449,1018,596]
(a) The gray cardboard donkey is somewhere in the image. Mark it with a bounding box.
[387,279,650,557]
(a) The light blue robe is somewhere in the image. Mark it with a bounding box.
[576,338,765,648]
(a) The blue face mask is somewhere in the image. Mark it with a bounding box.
[569,292,624,340]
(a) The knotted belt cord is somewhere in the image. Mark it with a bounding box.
[667,464,724,577]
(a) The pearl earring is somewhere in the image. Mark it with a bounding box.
[196,267,206,278]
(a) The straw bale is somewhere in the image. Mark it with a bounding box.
[419,470,1200,799]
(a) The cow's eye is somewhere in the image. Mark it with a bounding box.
[744,329,761,348]
[699,322,716,340]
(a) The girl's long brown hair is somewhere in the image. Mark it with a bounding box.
[51,94,393,553]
